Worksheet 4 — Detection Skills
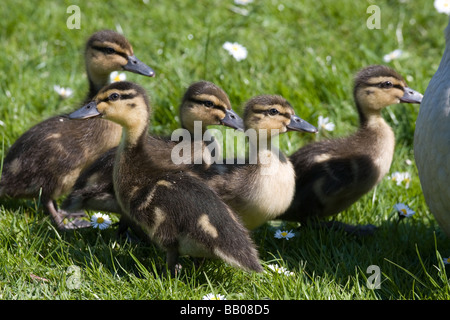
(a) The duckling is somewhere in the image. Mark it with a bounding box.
[192,95,318,230]
[68,81,263,274]
[171,79,244,166]
[61,80,243,216]
[0,30,155,230]
[280,65,423,234]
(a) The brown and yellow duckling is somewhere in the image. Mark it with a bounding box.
[0,30,154,230]
[280,65,423,234]
[69,81,263,275]
[61,80,242,217]
[192,95,317,230]
[177,80,243,165]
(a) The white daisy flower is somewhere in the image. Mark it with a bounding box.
[202,293,226,300]
[394,203,415,219]
[90,212,112,230]
[110,71,126,83]
[389,171,412,188]
[53,85,73,99]
[274,229,295,240]
[223,42,248,62]
[234,0,253,5]
[435,0,450,14]
[443,257,450,265]
[383,49,403,63]
[230,6,250,16]
[266,264,295,276]
[317,115,335,132]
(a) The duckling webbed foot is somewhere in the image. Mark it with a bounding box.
[59,213,91,230]
[166,246,182,277]
[45,200,90,230]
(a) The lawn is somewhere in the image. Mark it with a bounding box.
[0,0,449,302]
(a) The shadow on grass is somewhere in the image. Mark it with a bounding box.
[253,217,450,299]
[4,202,449,299]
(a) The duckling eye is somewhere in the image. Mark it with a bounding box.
[204,101,214,108]
[268,108,279,116]
[105,47,116,54]
[109,93,120,101]
[380,81,393,89]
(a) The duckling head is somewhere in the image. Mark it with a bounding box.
[85,30,155,95]
[353,65,422,123]
[243,95,317,137]
[179,81,243,133]
[69,81,150,142]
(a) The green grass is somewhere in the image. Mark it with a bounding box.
[1,0,449,301]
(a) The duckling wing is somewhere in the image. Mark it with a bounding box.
[189,162,258,209]
[62,135,194,214]
[0,116,119,200]
[125,172,263,273]
[285,140,378,220]
[61,147,119,213]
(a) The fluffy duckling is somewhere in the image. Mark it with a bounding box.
[0,30,154,230]
[69,81,263,274]
[280,65,423,234]
[61,80,242,216]
[193,95,318,230]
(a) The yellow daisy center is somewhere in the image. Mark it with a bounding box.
[281,231,288,237]
[114,75,121,82]
[400,209,407,215]
[447,257,450,263]
[97,217,104,224]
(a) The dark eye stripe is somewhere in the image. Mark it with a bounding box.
[365,83,404,91]
[188,98,227,113]
[121,93,139,100]
[251,108,268,114]
[92,45,129,60]
[252,108,291,119]
[99,92,139,103]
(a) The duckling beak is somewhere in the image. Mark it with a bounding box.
[123,55,155,77]
[220,109,245,131]
[69,101,101,119]
[400,87,423,104]
[287,115,318,133]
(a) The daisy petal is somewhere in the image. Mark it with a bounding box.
[223,42,248,61]
[435,0,450,14]
[91,212,112,230]
[393,203,415,218]
[274,229,295,240]
[202,293,226,300]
